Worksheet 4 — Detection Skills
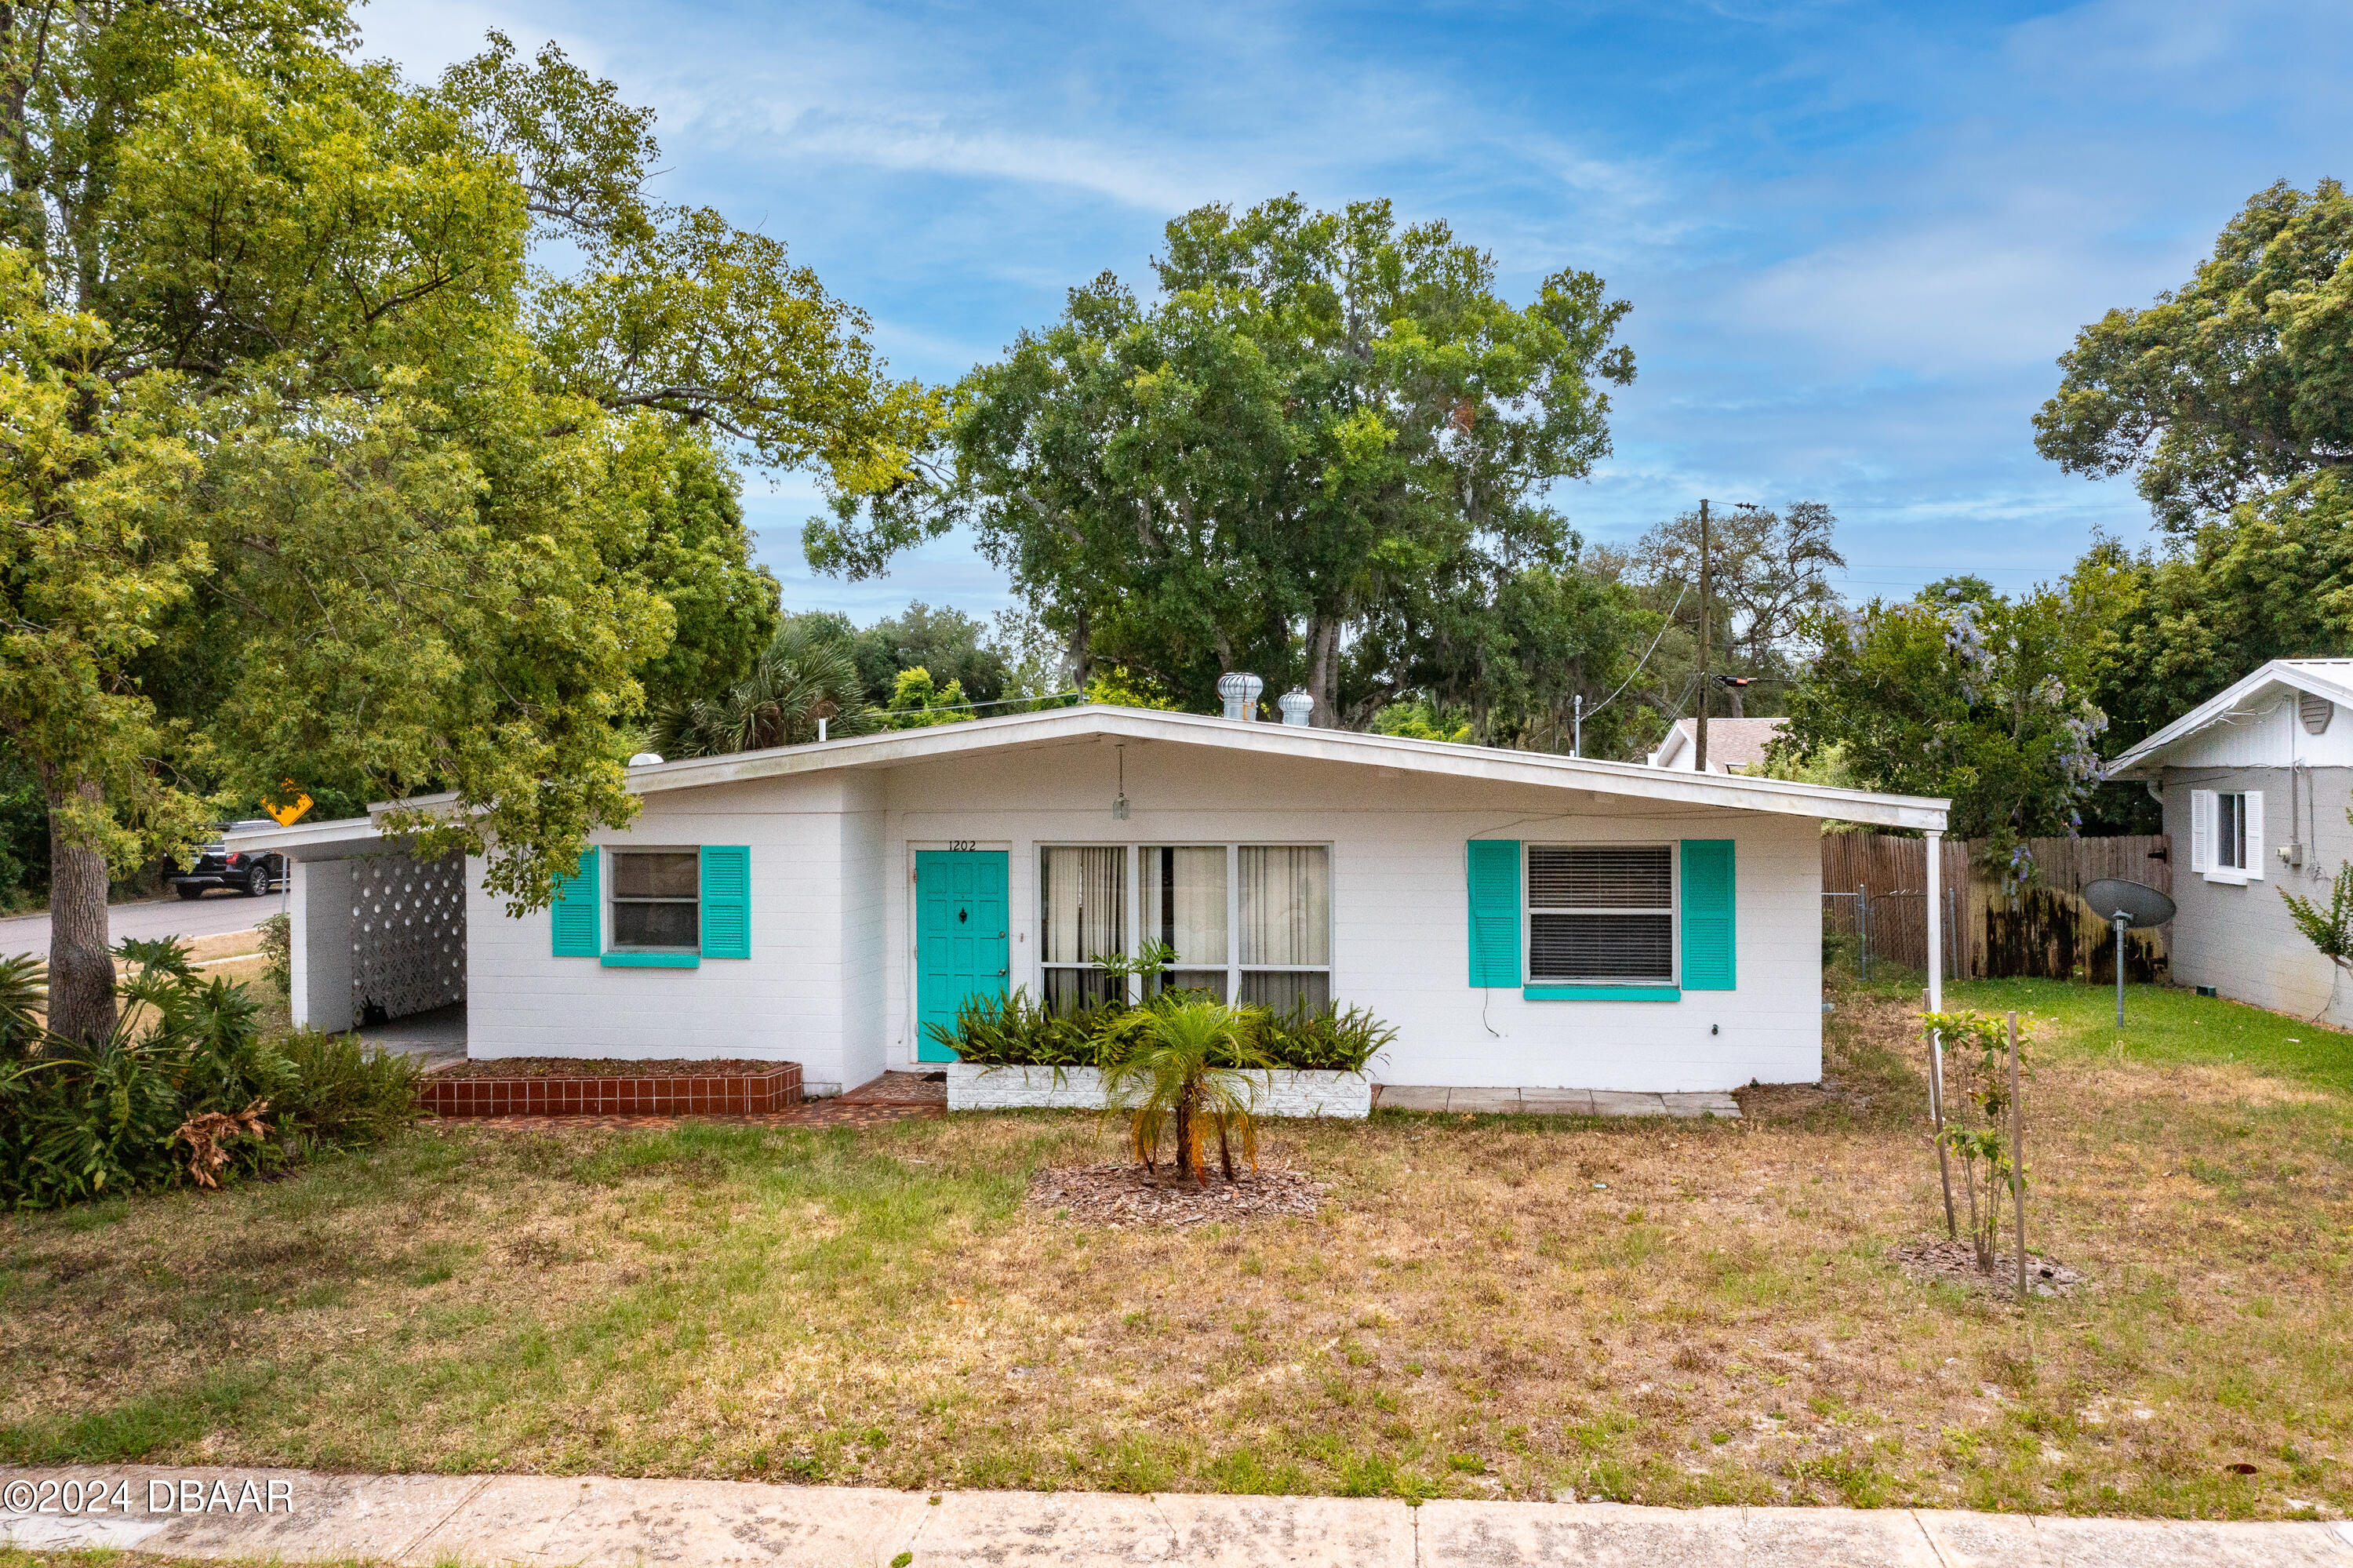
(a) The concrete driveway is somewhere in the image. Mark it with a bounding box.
[0,890,283,957]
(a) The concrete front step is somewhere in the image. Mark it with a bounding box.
[3,1466,2345,1567]
[1377,1086,1741,1117]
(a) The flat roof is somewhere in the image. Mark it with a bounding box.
[230,706,1948,857]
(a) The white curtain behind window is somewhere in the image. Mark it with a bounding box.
[1240,846,1329,966]
[1042,847,1126,965]
[1142,846,1227,964]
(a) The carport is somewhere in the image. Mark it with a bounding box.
[224,816,466,1046]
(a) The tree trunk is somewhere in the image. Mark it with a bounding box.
[45,780,116,1044]
[1305,617,1342,728]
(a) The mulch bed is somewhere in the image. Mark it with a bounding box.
[431,1057,780,1080]
[429,1101,942,1133]
[1891,1237,2086,1298]
[1028,1161,1326,1228]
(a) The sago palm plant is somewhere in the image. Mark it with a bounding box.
[653,624,878,757]
[1100,999,1269,1184]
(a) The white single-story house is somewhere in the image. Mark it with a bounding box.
[1646,717,1787,773]
[2104,657,2353,1027]
[227,704,1948,1097]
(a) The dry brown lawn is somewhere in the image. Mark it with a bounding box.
[2,977,2347,1519]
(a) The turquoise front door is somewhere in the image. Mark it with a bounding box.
[915,850,1009,1061]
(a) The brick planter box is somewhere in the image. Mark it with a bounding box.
[421,1061,802,1119]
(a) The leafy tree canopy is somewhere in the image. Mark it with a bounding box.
[1778,578,2109,849]
[2035,180,2353,534]
[0,5,934,1039]
[806,195,1638,731]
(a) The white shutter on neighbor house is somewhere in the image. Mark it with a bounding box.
[2245,791,2265,881]
[2190,789,2213,873]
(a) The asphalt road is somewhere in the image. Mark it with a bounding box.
[0,888,282,955]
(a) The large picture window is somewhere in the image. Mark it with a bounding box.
[1142,846,1230,999]
[1238,846,1330,1011]
[1041,846,1126,1008]
[1040,843,1331,1011]
[610,850,700,952]
[1526,844,1674,984]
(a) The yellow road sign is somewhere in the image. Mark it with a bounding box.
[264,784,313,828]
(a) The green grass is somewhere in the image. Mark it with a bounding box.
[1951,977,2353,1088]
[2,979,2349,1518]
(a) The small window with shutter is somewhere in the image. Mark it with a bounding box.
[1526,845,1676,984]
[611,850,702,951]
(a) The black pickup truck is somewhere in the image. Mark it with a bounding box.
[170,827,286,899]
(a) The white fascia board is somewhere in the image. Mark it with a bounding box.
[2105,660,2353,778]
[595,706,1947,831]
[221,814,387,860]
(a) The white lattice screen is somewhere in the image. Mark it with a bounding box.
[352,851,467,1021]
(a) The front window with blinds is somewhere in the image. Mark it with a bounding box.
[1042,844,1331,1012]
[1526,844,1675,984]
[610,850,700,952]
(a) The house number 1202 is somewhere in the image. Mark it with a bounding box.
[947,840,976,852]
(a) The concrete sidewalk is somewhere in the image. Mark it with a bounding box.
[4,1467,2348,1566]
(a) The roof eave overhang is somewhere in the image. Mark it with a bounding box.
[220,814,391,860]
[2104,660,2353,778]
[615,707,1948,830]
[259,708,1948,845]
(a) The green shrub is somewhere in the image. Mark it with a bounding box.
[257,912,292,1000]
[273,1028,424,1148]
[1257,1003,1396,1073]
[930,988,1394,1075]
[925,988,1105,1067]
[0,940,418,1209]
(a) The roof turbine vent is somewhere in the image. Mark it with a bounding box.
[1217,671,1265,722]
[1278,689,1315,726]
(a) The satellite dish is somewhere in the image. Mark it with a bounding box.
[2084,878,2176,930]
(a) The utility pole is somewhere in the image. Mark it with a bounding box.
[1573,693,1583,758]
[1695,500,1711,773]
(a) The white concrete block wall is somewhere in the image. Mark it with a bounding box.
[833,775,889,1097]
[878,740,1824,1092]
[2164,766,2353,1028]
[460,734,1830,1093]
[464,775,862,1086]
[289,858,354,1034]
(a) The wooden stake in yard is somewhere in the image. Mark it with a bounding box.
[1926,992,1956,1241]
[2008,1009,2027,1303]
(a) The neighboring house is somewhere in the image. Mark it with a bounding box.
[2104,658,2353,1027]
[1648,717,1787,773]
[229,702,1946,1097]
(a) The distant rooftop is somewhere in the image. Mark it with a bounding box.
[1648,716,1787,774]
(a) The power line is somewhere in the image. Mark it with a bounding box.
[1585,584,1689,722]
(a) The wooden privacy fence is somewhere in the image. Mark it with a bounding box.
[1820,833,2173,982]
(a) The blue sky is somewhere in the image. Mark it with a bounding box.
[373,0,2353,624]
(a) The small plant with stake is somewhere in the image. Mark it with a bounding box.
[1919,1008,2031,1290]
[1100,998,1269,1184]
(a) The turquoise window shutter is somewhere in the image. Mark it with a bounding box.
[700,846,751,959]
[1466,839,1522,987]
[551,848,600,957]
[1680,839,1736,990]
